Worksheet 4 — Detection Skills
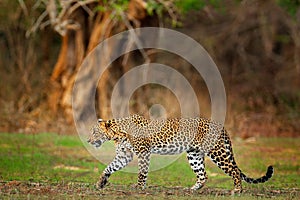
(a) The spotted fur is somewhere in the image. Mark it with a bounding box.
[88,114,273,193]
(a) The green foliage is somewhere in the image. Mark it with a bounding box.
[207,0,223,8]
[146,0,164,16]
[175,0,206,13]
[175,0,225,13]
[175,0,300,17]
[94,0,129,13]
[276,0,300,17]
[277,92,300,121]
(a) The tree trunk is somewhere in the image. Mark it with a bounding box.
[49,0,157,122]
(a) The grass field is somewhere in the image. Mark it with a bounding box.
[0,132,299,199]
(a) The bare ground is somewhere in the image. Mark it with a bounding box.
[0,181,299,199]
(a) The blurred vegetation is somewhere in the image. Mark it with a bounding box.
[0,0,299,136]
[0,1,59,111]
[277,0,300,17]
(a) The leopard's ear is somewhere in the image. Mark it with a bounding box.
[98,118,104,123]
[105,120,112,128]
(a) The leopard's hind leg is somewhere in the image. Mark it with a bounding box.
[207,130,242,194]
[187,150,207,190]
[136,150,151,189]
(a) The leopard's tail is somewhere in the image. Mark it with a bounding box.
[241,166,274,184]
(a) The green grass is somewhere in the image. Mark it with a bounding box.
[0,133,299,199]
[0,133,98,183]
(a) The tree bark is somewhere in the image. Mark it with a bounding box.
[49,0,157,122]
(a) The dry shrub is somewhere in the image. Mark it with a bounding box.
[0,0,299,136]
[181,0,300,136]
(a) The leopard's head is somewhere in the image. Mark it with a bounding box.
[87,119,115,148]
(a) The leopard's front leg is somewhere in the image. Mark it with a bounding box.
[136,150,151,189]
[97,142,133,189]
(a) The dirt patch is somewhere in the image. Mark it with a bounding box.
[0,181,299,199]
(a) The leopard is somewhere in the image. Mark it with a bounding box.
[87,114,273,194]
